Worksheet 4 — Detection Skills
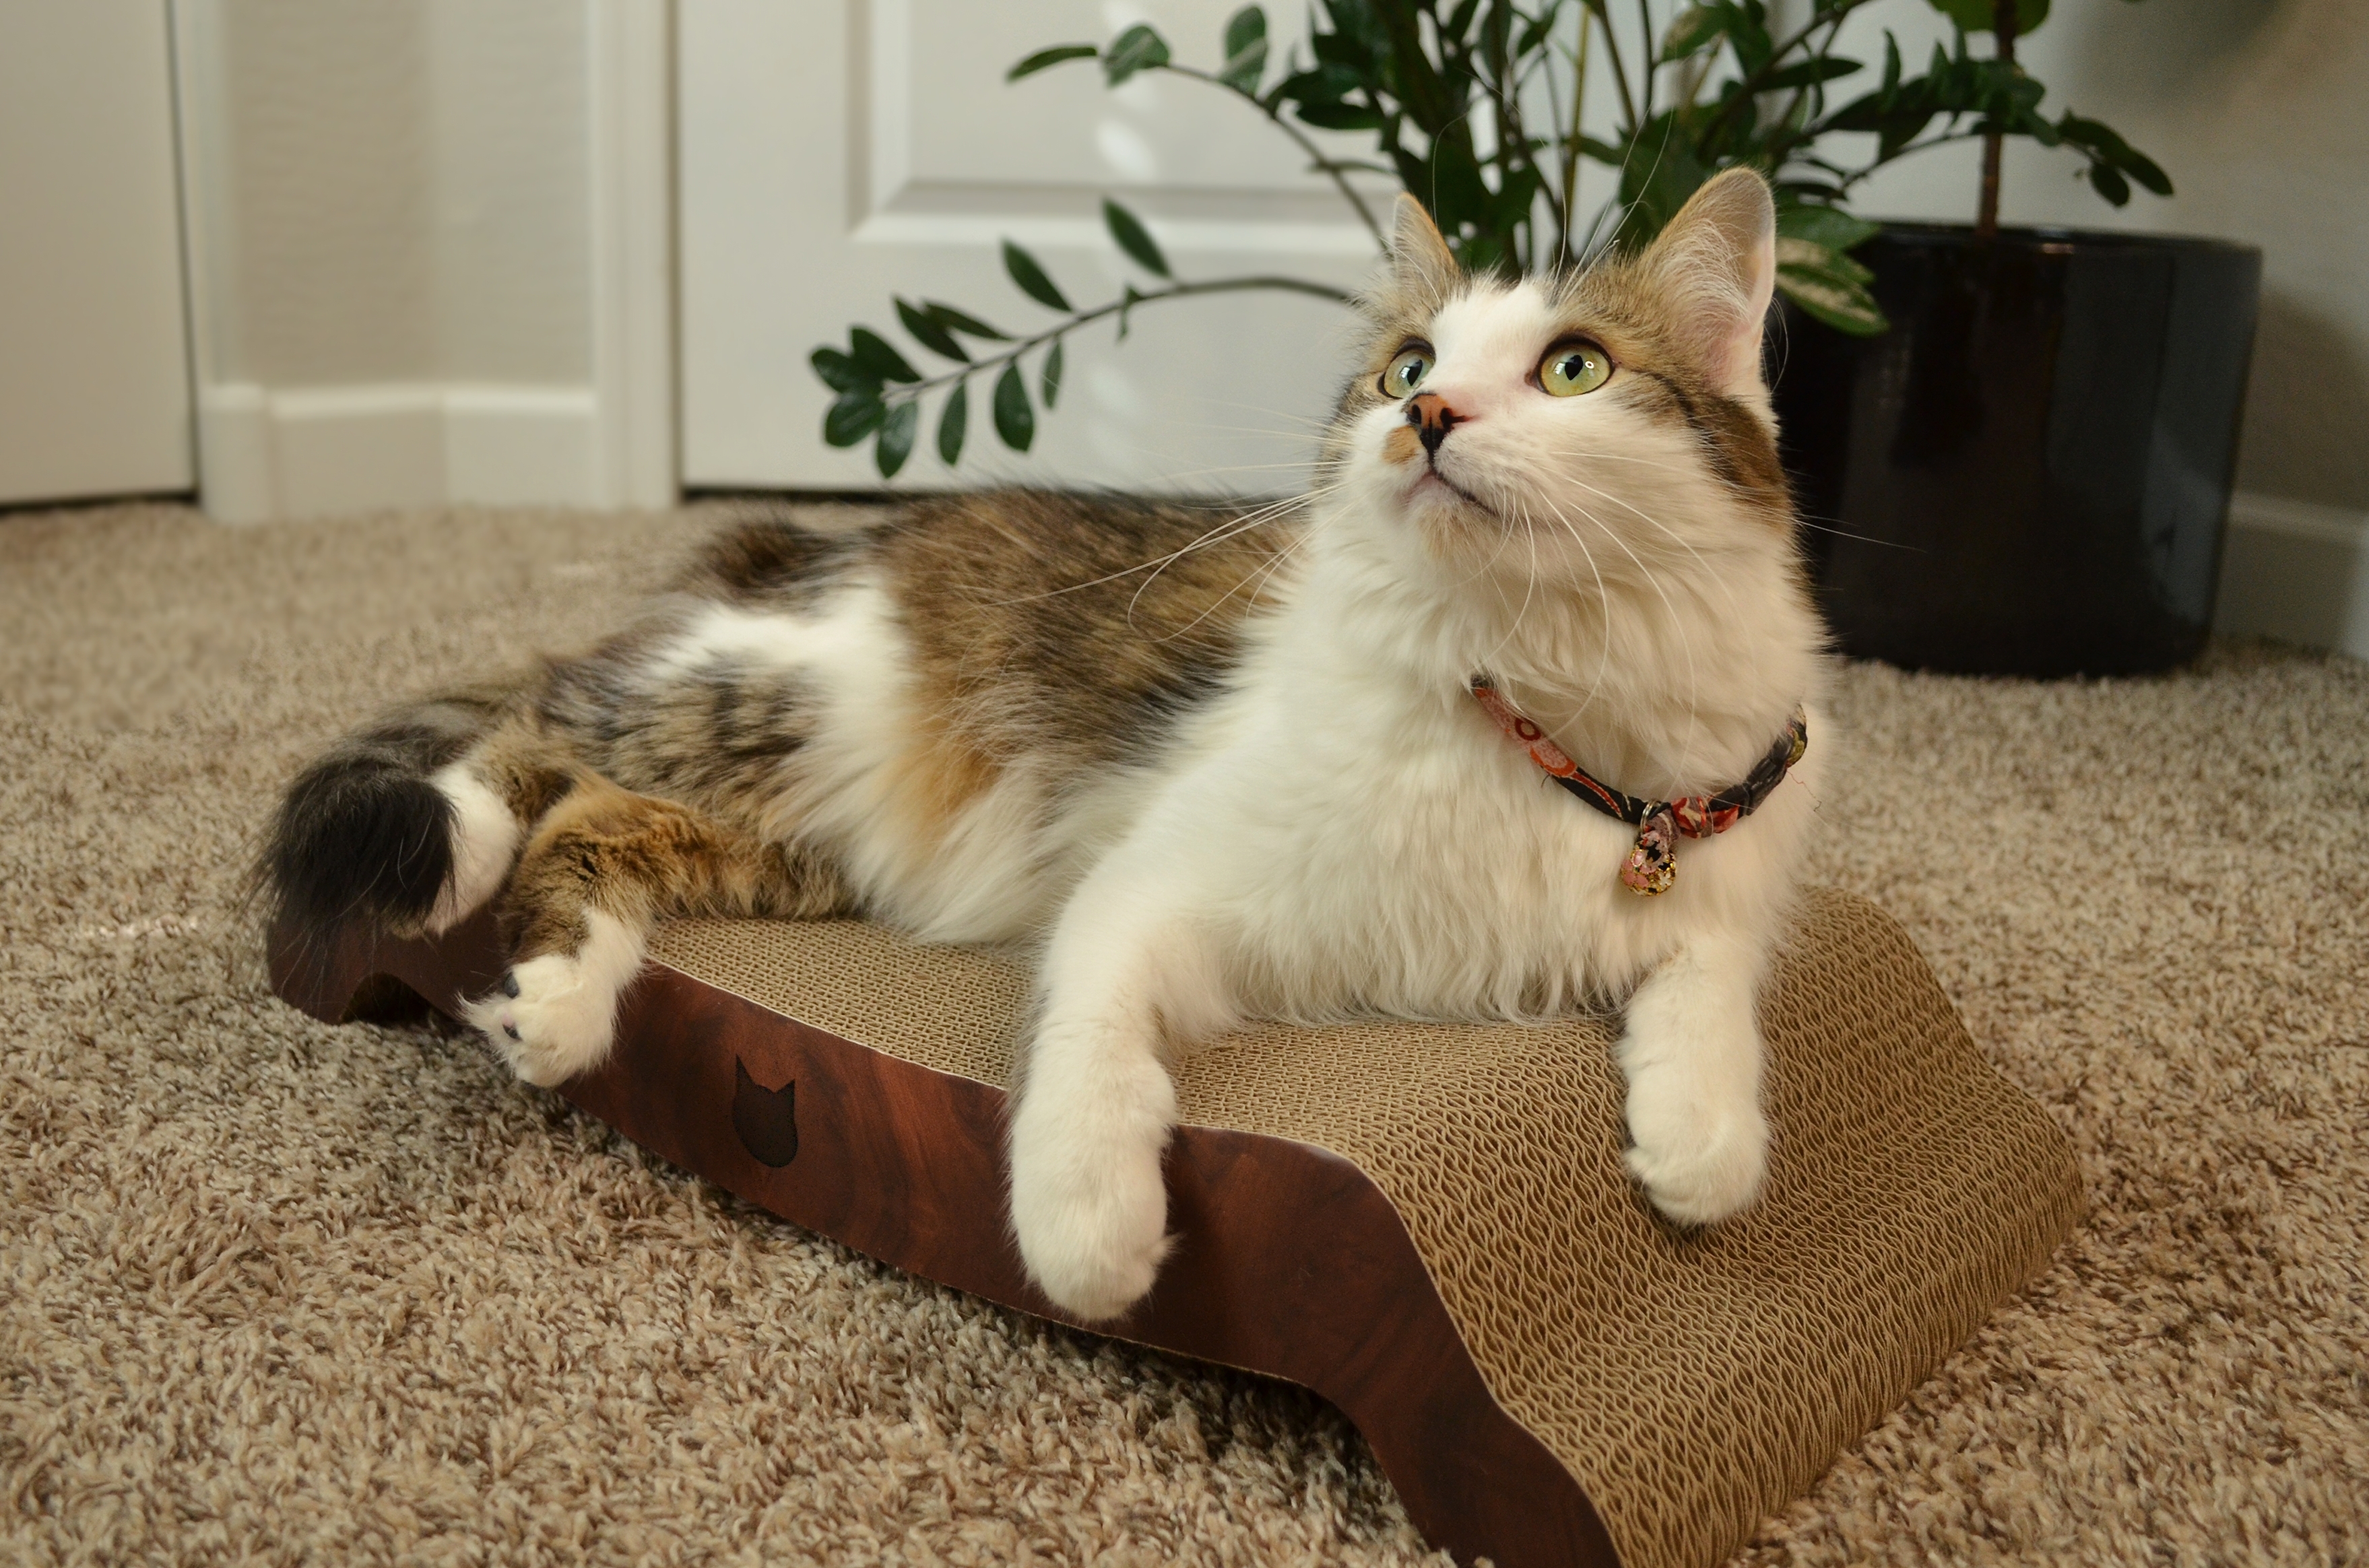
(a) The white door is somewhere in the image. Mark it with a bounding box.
[679,0,1386,495]
[0,1,193,506]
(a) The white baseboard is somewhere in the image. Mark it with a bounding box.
[2217,493,2369,661]
[196,382,602,522]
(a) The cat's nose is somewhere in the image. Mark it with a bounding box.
[1405,391,1466,455]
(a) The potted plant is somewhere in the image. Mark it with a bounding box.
[1773,1,2261,676]
[810,1,2252,674]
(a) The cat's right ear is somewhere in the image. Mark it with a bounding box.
[1389,193,1459,303]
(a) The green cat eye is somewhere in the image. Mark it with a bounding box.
[1380,345,1433,399]
[1538,339,1612,397]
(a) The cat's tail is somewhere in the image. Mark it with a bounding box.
[257,684,536,940]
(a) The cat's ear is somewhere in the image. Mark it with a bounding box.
[1389,193,1460,303]
[1637,168,1777,399]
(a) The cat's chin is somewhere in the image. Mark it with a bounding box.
[1398,465,1502,531]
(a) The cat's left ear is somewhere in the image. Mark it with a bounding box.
[1637,168,1777,400]
[1389,193,1460,305]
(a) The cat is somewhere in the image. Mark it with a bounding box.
[263,169,1827,1323]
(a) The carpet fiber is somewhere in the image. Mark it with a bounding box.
[3,500,2363,1565]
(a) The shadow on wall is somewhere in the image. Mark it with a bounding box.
[2075,0,2280,88]
[2213,298,2369,652]
[2062,0,2369,515]
[2240,294,2369,516]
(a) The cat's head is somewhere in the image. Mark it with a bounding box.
[1320,170,1793,592]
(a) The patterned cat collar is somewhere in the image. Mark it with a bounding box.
[1470,678,1808,896]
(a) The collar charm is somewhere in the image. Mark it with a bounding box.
[1469,679,1808,896]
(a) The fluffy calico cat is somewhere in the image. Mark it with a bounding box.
[263,170,1826,1322]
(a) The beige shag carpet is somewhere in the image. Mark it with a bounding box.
[3,500,2364,1567]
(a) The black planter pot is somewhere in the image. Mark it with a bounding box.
[1772,224,2262,677]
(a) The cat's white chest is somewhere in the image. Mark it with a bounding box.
[1142,676,1658,1018]
[1122,609,1823,1024]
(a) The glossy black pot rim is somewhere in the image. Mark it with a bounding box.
[1861,220,2261,259]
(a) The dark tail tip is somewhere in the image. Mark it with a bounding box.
[261,746,456,935]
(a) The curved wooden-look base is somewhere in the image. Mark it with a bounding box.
[268,915,1619,1568]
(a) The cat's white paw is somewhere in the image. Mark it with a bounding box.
[1008,1064,1176,1322]
[462,910,645,1088]
[463,953,616,1086]
[1622,1065,1770,1226]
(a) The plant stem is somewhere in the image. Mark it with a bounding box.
[1976,0,2017,238]
[885,274,1356,403]
[1161,64,1389,253]
[1633,0,1655,121]
[1708,0,1876,143]
[1830,129,1988,193]
[1562,6,1592,263]
[1584,1,1637,133]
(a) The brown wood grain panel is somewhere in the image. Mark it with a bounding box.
[267,913,1618,1568]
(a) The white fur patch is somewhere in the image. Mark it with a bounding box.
[640,580,1073,944]
[424,763,520,935]
[464,909,646,1087]
[1617,932,1772,1223]
[1007,890,1227,1321]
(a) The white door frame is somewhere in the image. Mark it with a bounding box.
[168,0,678,522]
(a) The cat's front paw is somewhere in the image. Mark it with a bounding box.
[462,953,618,1087]
[1008,1072,1175,1322]
[1622,1067,1769,1227]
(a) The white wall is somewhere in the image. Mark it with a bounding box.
[174,0,672,521]
[1827,0,2369,657]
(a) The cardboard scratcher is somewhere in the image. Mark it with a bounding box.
[269,886,2081,1568]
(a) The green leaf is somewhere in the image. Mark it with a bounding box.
[1002,241,1072,311]
[810,347,868,393]
[2058,115,2172,196]
[2117,146,2172,198]
[876,399,917,478]
[1777,205,1881,253]
[1274,63,1363,108]
[2087,161,2131,205]
[1924,0,2049,34]
[1777,261,1887,335]
[1219,5,1268,93]
[1425,136,1491,236]
[922,300,1009,341]
[1103,199,1171,277]
[1293,99,1386,130]
[993,362,1035,452]
[1778,237,1874,288]
[1662,5,1728,61]
[1757,57,1862,92]
[1041,339,1064,410]
[896,297,967,361]
[1103,24,1171,86]
[823,389,886,447]
[847,327,920,384]
[1008,44,1097,82]
[937,381,967,465]
[1727,1,1776,73]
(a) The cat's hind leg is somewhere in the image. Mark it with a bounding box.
[463,779,847,1086]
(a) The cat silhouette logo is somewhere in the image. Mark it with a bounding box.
[732,1057,798,1167]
